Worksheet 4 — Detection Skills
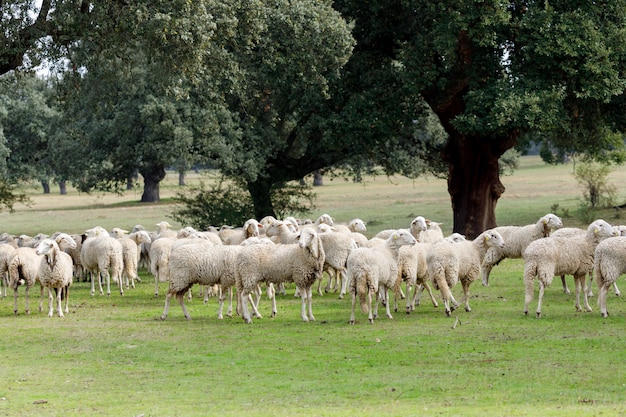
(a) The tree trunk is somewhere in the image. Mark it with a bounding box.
[140,166,166,203]
[313,170,323,186]
[248,178,276,220]
[59,180,67,195]
[41,180,50,194]
[178,170,185,186]
[443,131,514,239]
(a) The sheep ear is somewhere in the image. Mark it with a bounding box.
[310,241,319,259]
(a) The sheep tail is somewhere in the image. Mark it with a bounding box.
[9,261,26,287]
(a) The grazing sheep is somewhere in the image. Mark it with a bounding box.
[523,219,616,318]
[8,246,41,315]
[36,238,76,317]
[593,236,626,317]
[0,243,16,298]
[80,227,124,296]
[481,213,563,286]
[347,229,417,324]
[427,229,505,316]
[236,228,326,323]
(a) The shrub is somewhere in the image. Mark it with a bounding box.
[574,161,616,208]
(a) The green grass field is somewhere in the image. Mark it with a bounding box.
[1,156,626,416]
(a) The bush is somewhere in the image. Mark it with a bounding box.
[573,161,616,208]
[171,177,316,228]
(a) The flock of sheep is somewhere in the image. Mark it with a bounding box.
[1,212,625,322]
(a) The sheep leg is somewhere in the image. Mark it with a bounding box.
[240,290,253,324]
[613,282,621,297]
[307,286,315,321]
[524,275,534,316]
[461,280,472,312]
[349,290,357,325]
[383,287,393,319]
[271,284,278,318]
[63,286,70,315]
[406,283,416,313]
[47,287,54,317]
[578,274,592,312]
[89,272,96,296]
[423,282,439,308]
[160,292,172,320]
[226,287,234,317]
[339,270,349,300]
[299,286,310,322]
[177,292,192,320]
[13,287,19,315]
[599,283,609,318]
[39,284,44,313]
[116,272,124,296]
[55,287,64,317]
[248,291,263,319]
[24,286,30,315]
[368,288,375,324]
[154,275,160,297]
[536,281,545,318]
[203,286,210,304]
[561,275,571,295]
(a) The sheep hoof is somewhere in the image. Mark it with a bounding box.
[159,315,167,320]
[465,306,471,313]
[535,312,542,318]
[445,310,451,317]
[602,312,609,318]
[368,318,374,324]
[13,309,18,315]
[349,320,355,325]
[405,307,411,314]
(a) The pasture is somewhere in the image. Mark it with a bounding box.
[1,155,626,416]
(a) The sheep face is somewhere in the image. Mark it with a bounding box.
[391,229,417,247]
[317,214,334,226]
[445,233,466,243]
[410,216,427,232]
[349,219,367,233]
[482,230,505,249]
[54,233,77,250]
[542,213,563,231]
[36,239,57,257]
[590,219,618,239]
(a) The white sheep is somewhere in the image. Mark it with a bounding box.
[317,231,358,298]
[417,219,445,243]
[36,238,76,317]
[218,219,262,245]
[551,223,621,297]
[523,219,616,318]
[80,226,124,296]
[347,229,417,324]
[111,228,152,289]
[398,233,467,314]
[593,236,626,317]
[481,213,563,286]
[8,246,41,315]
[0,243,16,298]
[236,228,326,323]
[427,229,505,316]
[265,220,301,244]
[160,243,244,320]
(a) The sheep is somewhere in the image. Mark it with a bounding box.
[36,238,76,317]
[218,219,262,245]
[111,228,152,289]
[0,243,16,298]
[265,220,301,244]
[427,229,505,317]
[417,219,445,243]
[523,219,616,318]
[316,231,358,298]
[551,224,621,297]
[593,236,626,317]
[236,228,326,323]
[347,229,417,324]
[398,233,468,314]
[481,213,563,286]
[160,243,245,320]
[80,226,124,296]
[8,246,41,315]
[348,218,367,234]
[155,221,177,239]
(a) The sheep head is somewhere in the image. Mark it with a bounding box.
[36,239,59,267]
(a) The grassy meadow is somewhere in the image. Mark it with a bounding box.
[1,155,626,416]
